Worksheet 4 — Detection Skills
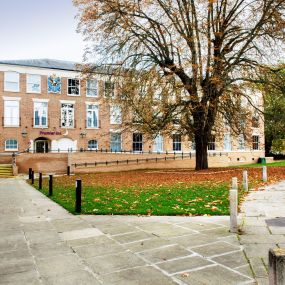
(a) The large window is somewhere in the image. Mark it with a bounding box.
[27,74,41,93]
[86,79,98,97]
[4,71,19,92]
[154,134,163,152]
[252,135,259,150]
[110,106,122,124]
[86,104,99,128]
[61,103,74,128]
[133,133,143,152]
[34,102,48,127]
[5,139,18,151]
[4,100,20,127]
[173,134,182,151]
[88,140,98,150]
[104,81,115,97]
[110,133,122,152]
[67,79,80,96]
[237,134,246,150]
[208,135,216,151]
[224,133,231,151]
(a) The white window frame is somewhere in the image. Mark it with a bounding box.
[110,133,122,152]
[61,103,75,128]
[27,74,41,93]
[86,104,99,129]
[252,135,259,150]
[4,71,20,92]
[172,134,182,152]
[86,79,98,97]
[153,134,164,152]
[5,139,18,151]
[88,139,98,150]
[67,78,80,96]
[3,97,21,127]
[237,134,246,151]
[224,133,231,151]
[110,105,122,125]
[33,100,48,128]
[133,133,143,152]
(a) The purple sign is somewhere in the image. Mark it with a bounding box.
[40,131,62,135]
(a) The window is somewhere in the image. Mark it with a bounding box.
[208,135,216,151]
[154,134,163,152]
[67,79,80,95]
[224,133,231,151]
[34,102,48,127]
[61,103,74,128]
[237,134,246,150]
[252,135,259,150]
[110,133,122,152]
[4,71,19,92]
[110,106,122,124]
[86,104,99,128]
[173,134,182,151]
[4,100,20,126]
[88,140,98,150]
[133,133,143,152]
[5,139,18,151]
[252,115,259,128]
[104,81,115,97]
[86,79,98,97]
[27,74,41,93]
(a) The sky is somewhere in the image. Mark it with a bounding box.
[0,0,86,62]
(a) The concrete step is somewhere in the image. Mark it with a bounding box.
[0,164,13,177]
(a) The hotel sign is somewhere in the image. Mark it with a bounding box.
[40,131,62,136]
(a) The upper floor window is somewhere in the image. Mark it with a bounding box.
[86,79,98,97]
[252,115,259,128]
[27,74,41,93]
[61,103,74,128]
[4,99,20,127]
[252,135,259,150]
[5,139,18,151]
[173,134,182,152]
[110,106,122,124]
[104,81,115,98]
[68,79,80,96]
[34,102,48,128]
[4,71,19,92]
[86,104,99,128]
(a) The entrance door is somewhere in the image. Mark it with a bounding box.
[35,140,48,153]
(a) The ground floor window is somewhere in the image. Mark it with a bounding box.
[172,134,182,151]
[208,135,216,151]
[5,139,18,151]
[133,133,143,152]
[110,133,121,152]
[252,135,259,150]
[237,134,246,150]
[154,134,163,152]
[88,140,98,150]
[224,133,231,151]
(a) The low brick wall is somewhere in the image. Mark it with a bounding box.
[0,154,13,164]
[16,153,68,174]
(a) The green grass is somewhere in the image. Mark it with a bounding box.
[33,180,245,216]
[236,160,285,168]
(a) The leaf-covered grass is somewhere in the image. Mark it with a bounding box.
[33,179,246,216]
[236,160,285,168]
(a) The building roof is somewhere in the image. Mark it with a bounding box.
[0,58,81,71]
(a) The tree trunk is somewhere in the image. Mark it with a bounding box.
[195,133,209,170]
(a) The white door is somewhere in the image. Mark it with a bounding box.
[154,135,163,152]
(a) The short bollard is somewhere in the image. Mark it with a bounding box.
[31,171,34,184]
[232,177,238,190]
[67,166,70,176]
[269,248,285,284]
[263,166,267,182]
[49,175,53,196]
[29,168,33,179]
[242,170,248,192]
[230,189,238,233]
[39,173,42,190]
[75,179,82,213]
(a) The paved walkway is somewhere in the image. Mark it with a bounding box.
[0,178,284,284]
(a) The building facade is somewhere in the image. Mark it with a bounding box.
[0,59,265,163]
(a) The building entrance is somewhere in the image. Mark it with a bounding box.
[34,137,50,153]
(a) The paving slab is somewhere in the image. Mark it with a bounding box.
[212,251,248,268]
[111,230,154,244]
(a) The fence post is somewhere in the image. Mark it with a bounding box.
[230,188,238,233]
[39,173,42,190]
[75,179,82,213]
[269,248,285,285]
[262,166,267,182]
[232,177,238,190]
[49,175,53,196]
[31,171,34,184]
[29,168,32,179]
[67,166,70,176]
[242,170,248,192]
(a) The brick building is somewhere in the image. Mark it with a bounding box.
[0,59,265,163]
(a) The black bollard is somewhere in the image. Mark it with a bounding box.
[29,168,32,179]
[67,166,70,176]
[31,171,34,184]
[75,179,82,213]
[39,173,42,190]
[49,175,53,196]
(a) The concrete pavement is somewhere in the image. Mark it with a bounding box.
[0,178,284,284]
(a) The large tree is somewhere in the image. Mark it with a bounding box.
[74,0,285,170]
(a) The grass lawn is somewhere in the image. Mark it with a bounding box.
[238,160,285,168]
[31,164,285,216]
